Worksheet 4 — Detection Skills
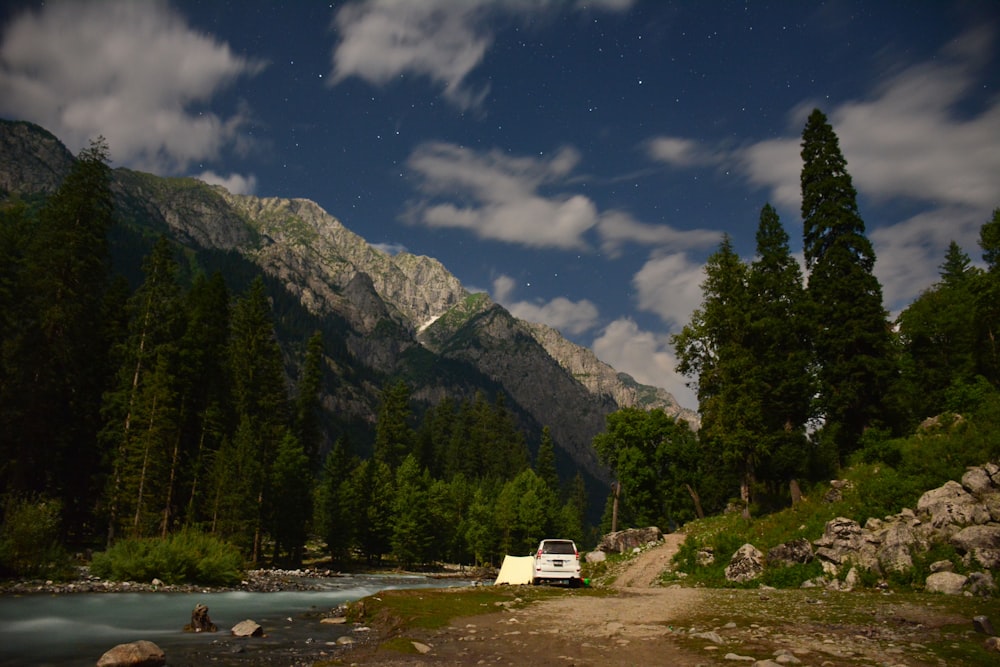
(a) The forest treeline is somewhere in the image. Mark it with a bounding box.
[0,137,587,570]
[594,109,1000,529]
[2,109,1000,577]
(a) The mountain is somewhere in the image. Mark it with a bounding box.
[0,118,696,490]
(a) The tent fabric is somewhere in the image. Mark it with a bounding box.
[494,555,534,585]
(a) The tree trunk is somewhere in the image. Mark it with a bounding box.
[611,481,620,533]
[685,483,705,519]
[790,478,803,506]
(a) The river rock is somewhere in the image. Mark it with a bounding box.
[925,571,968,595]
[725,543,763,583]
[183,603,217,633]
[231,619,263,637]
[585,550,606,563]
[985,636,1000,652]
[96,640,165,667]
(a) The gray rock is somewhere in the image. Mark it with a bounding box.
[962,464,1000,495]
[951,525,1000,568]
[925,571,968,595]
[723,653,756,661]
[929,559,954,573]
[767,538,813,567]
[967,571,997,596]
[917,481,989,528]
[691,630,725,644]
[597,527,663,554]
[96,640,165,667]
[973,614,995,635]
[725,543,764,583]
[585,549,606,563]
[985,636,1000,652]
[231,620,263,637]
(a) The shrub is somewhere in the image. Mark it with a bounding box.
[91,530,244,586]
[0,496,72,580]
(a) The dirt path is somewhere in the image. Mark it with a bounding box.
[346,535,990,666]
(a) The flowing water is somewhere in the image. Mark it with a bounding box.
[0,574,468,666]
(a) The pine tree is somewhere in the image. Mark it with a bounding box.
[373,380,414,469]
[746,204,813,491]
[534,426,560,497]
[800,109,896,462]
[293,331,324,468]
[102,237,184,541]
[391,454,434,566]
[226,277,289,562]
[976,209,1000,386]
[269,430,312,566]
[315,437,358,562]
[4,139,114,527]
[672,235,760,516]
[896,241,980,424]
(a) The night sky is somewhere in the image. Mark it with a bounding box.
[2,0,998,408]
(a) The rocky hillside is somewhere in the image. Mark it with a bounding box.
[0,118,696,485]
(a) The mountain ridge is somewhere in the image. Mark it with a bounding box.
[0,118,697,488]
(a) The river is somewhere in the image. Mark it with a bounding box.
[0,574,469,666]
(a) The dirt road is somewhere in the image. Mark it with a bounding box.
[347,534,994,666]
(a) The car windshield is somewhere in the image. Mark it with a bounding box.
[542,541,575,555]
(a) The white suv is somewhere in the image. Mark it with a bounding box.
[533,539,581,586]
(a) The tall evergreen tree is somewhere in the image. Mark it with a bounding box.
[226,277,288,562]
[3,139,114,529]
[534,426,560,499]
[102,236,184,541]
[800,109,896,462]
[672,235,760,516]
[373,380,414,469]
[896,241,980,425]
[976,209,1000,386]
[747,204,813,491]
[293,331,325,468]
[391,454,434,566]
[269,430,312,566]
[315,436,358,562]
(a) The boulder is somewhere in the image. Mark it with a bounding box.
[813,517,879,574]
[96,640,165,667]
[974,614,996,635]
[967,571,998,597]
[725,543,764,583]
[875,521,918,573]
[231,620,264,637]
[951,525,1000,569]
[925,571,968,595]
[962,464,1000,495]
[585,550,606,564]
[766,538,813,567]
[985,636,1000,653]
[183,603,217,633]
[597,527,663,554]
[917,481,989,528]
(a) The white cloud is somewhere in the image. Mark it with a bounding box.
[492,275,599,336]
[330,0,634,109]
[592,318,697,409]
[646,136,721,168]
[872,205,987,314]
[406,142,599,250]
[195,171,257,196]
[631,252,706,331]
[0,0,264,173]
[406,141,720,254]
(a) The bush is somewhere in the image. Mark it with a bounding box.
[91,530,244,586]
[0,496,72,580]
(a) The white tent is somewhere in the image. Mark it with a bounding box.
[493,555,534,585]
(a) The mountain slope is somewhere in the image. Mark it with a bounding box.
[0,118,696,488]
